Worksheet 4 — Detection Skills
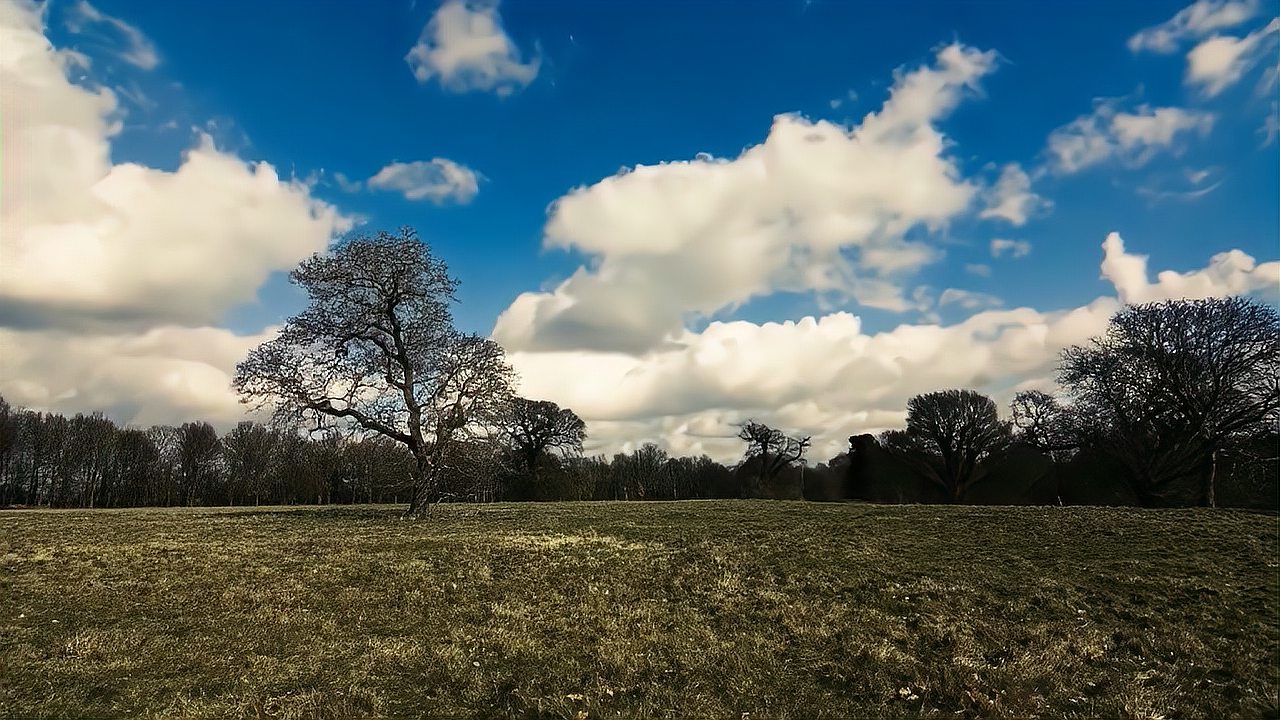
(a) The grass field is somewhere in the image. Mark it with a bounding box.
[1,502,1277,719]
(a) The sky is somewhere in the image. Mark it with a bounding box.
[2,0,1278,463]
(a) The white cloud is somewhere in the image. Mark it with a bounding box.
[979,163,1050,226]
[1186,17,1280,97]
[405,0,539,95]
[965,263,992,277]
[493,42,999,354]
[1185,167,1213,184]
[1128,0,1259,53]
[367,159,480,204]
[990,239,1031,259]
[333,171,363,193]
[1046,101,1215,174]
[66,0,159,70]
[0,0,349,426]
[938,288,1004,311]
[0,325,276,429]
[507,237,1279,463]
[1136,180,1222,203]
[1261,101,1280,146]
[1100,232,1279,304]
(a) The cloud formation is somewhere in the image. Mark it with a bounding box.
[65,0,159,70]
[507,237,1279,463]
[1186,17,1280,97]
[494,43,999,354]
[1128,0,1260,53]
[367,159,481,204]
[0,0,349,428]
[990,239,1031,259]
[1046,101,1215,174]
[405,0,539,95]
[979,163,1050,226]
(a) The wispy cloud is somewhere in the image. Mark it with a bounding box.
[1128,0,1259,53]
[1045,101,1214,174]
[67,0,159,70]
[990,239,1031,259]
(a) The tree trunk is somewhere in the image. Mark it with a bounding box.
[1203,447,1218,508]
[405,452,433,518]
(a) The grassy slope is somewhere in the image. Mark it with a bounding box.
[0,502,1276,719]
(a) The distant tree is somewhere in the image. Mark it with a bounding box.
[498,398,586,490]
[177,422,223,505]
[223,422,279,506]
[884,389,1011,503]
[113,428,159,507]
[611,443,670,500]
[233,228,515,517]
[0,398,18,505]
[736,420,811,498]
[1010,390,1079,460]
[1059,296,1280,506]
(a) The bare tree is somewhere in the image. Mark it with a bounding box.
[1059,296,1279,507]
[737,420,811,497]
[1010,390,1079,459]
[223,422,279,506]
[233,228,515,517]
[498,398,586,486]
[885,389,1011,503]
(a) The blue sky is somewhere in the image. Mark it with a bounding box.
[46,0,1279,333]
[4,0,1278,459]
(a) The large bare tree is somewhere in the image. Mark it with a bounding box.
[737,420,811,497]
[233,228,515,517]
[1059,296,1279,506]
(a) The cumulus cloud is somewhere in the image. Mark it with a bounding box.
[1128,0,1260,53]
[1185,17,1280,97]
[0,325,276,429]
[1045,101,1215,174]
[507,237,1279,463]
[493,42,999,354]
[0,0,349,427]
[405,0,539,95]
[367,159,480,203]
[1099,232,1279,304]
[66,0,159,70]
[990,239,1031,259]
[979,163,1050,226]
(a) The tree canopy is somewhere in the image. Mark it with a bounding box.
[233,227,515,516]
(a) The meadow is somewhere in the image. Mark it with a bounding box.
[1,502,1276,719]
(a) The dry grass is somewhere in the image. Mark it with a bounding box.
[1,501,1276,718]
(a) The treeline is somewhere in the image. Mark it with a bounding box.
[0,401,766,508]
[0,393,1273,511]
[0,407,418,508]
[2,296,1276,511]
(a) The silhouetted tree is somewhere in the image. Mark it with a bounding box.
[737,420,810,498]
[1059,296,1280,506]
[498,398,586,492]
[222,422,278,506]
[884,389,1011,503]
[177,422,222,505]
[233,228,515,517]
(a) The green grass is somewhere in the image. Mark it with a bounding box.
[1,502,1277,719]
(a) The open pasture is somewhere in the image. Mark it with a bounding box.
[1,502,1276,718]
